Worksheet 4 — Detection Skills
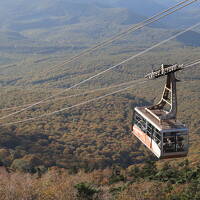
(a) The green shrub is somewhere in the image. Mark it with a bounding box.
[74,182,99,200]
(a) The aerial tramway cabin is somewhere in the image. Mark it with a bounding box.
[132,64,189,159]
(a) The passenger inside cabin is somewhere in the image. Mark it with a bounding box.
[177,136,184,151]
[163,137,175,152]
[163,135,185,152]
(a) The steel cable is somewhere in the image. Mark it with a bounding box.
[43,0,198,75]
[0,79,142,112]
[0,21,200,121]
[1,58,200,126]
[0,78,146,126]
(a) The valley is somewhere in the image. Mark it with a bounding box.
[0,0,200,199]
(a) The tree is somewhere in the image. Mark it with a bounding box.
[74,182,100,200]
[11,155,43,173]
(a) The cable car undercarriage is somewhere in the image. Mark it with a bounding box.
[132,64,188,159]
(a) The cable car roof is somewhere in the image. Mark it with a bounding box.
[135,107,188,132]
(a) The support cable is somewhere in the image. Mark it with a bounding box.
[1,58,200,127]
[43,0,198,75]
[0,79,142,112]
[0,21,200,121]
[0,79,146,126]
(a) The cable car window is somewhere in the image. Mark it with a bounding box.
[134,112,147,133]
[176,134,188,152]
[163,132,188,153]
[146,123,153,137]
[134,111,162,147]
[163,134,176,153]
[153,128,161,147]
[146,122,161,146]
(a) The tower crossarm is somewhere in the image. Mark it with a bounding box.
[145,64,184,80]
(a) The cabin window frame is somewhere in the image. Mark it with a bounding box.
[134,111,162,147]
[162,131,188,154]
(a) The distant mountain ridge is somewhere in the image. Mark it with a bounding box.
[0,0,199,31]
[0,0,199,53]
[177,30,200,46]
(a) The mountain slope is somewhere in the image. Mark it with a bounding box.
[0,0,198,45]
[177,30,200,46]
[115,0,165,16]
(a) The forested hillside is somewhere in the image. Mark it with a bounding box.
[0,0,200,199]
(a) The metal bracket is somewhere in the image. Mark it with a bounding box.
[145,64,183,122]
